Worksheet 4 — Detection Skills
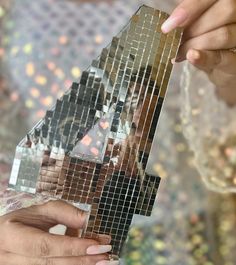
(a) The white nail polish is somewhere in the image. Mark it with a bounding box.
[161,17,179,33]
[86,245,112,255]
[161,8,188,33]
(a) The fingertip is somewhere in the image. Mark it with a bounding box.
[161,8,188,34]
[171,58,176,65]
[186,49,201,65]
[161,24,171,34]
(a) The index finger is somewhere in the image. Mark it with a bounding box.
[14,200,88,230]
[161,0,217,33]
[1,222,104,257]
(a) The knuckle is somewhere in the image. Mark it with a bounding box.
[219,26,231,45]
[38,237,51,257]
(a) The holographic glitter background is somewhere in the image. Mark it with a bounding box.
[0,1,235,265]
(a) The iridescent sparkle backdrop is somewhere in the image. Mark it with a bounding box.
[0,1,235,265]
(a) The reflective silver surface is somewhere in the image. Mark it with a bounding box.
[9,5,182,256]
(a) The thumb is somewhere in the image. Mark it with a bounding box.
[186,49,236,74]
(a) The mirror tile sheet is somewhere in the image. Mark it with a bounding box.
[9,5,182,257]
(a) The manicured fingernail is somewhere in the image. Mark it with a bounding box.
[161,8,188,33]
[96,260,120,265]
[87,245,112,255]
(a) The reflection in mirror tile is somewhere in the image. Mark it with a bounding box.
[9,5,182,257]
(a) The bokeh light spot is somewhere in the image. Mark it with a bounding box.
[26,62,35,77]
[71,67,81,78]
[59,35,69,45]
[25,99,34,109]
[30,87,40,98]
[35,75,47,85]
[23,43,33,54]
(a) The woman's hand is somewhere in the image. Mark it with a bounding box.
[0,200,115,265]
[162,0,236,105]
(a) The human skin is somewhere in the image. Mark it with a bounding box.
[162,0,236,106]
[0,200,118,265]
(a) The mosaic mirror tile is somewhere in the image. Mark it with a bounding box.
[9,5,182,258]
